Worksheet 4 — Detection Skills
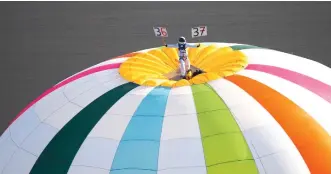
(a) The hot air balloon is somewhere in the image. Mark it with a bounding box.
[0,43,330,174]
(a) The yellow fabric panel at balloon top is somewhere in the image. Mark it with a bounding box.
[119,44,248,87]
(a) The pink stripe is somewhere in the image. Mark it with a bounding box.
[246,64,331,103]
[10,62,122,126]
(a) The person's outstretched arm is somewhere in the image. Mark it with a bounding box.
[165,43,178,48]
[186,43,201,48]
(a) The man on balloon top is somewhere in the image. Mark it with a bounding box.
[164,36,200,79]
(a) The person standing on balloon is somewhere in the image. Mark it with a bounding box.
[165,36,200,79]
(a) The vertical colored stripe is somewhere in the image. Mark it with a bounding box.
[226,75,331,174]
[238,69,331,136]
[246,64,331,103]
[29,82,139,174]
[157,86,206,173]
[230,45,260,51]
[191,84,258,174]
[110,87,171,174]
[208,78,311,174]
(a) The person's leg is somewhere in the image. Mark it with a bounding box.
[179,58,186,77]
[185,56,190,71]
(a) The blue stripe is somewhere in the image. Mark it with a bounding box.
[110,86,171,174]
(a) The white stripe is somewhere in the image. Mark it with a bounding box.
[158,167,206,174]
[34,86,68,121]
[43,103,82,129]
[164,86,197,116]
[158,86,206,172]
[158,139,206,171]
[20,123,58,157]
[55,57,127,85]
[238,69,331,135]
[260,150,310,174]
[242,48,331,86]
[89,86,155,139]
[9,106,40,146]
[0,136,17,173]
[208,78,310,174]
[70,74,126,108]
[70,137,118,173]
[1,148,37,174]
[162,86,200,139]
[40,70,125,129]
[63,69,118,101]
[94,69,120,84]
[161,115,201,140]
[68,165,109,174]
[69,86,154,171]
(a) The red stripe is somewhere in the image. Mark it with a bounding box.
[246,64,331,103]
[9,62,122,126]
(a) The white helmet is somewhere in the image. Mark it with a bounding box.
[178,36,186,44]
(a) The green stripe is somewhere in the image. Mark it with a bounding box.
[191,84,258,174]
[29,82,139,174]
[230,45,260,51]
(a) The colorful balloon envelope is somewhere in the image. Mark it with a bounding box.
[0,43,330,174]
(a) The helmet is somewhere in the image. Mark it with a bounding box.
[178,36,186,44]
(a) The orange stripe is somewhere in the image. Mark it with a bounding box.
[113,52,139,59]
[226,75,331,174]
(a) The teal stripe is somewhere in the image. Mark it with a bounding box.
[230,45,260,50]
[29,82,139,174]
[110,86,171,174]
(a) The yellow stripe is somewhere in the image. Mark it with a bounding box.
[197,47,233,69]
[193,45,218,65]
[147,49,177,70]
